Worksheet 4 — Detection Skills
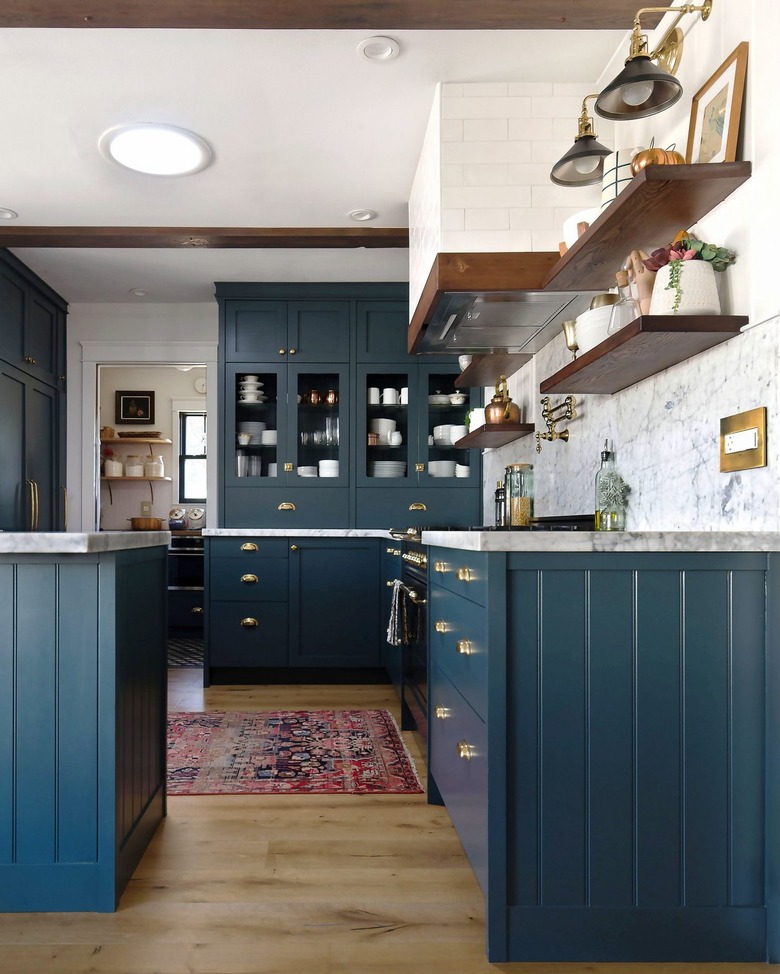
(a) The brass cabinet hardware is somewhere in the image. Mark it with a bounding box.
[24,356,37,365]
[62,486,68,531]
[278,348,286,355]
[407,589,426,605]
[57,375,66,382]
[434,620,447,633]
[457,740,473,761]
[241,573,259,584]
[433,561,448,573]
[386,579,394,587]
[240,542,258,552]
[456,639,472,656]
[456,567,472,582]
[27,480,35,530]
[240,617,259,628]
[409,501,427,510]
[284,462,294,472]
[191,606,204,615]
[386,547,401,555]
[288,347,297,355]
[434,706,450,720]
[415,464,424,473]
[278,502,296,511]
[290,544,298,551]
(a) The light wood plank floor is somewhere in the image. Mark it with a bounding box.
[0,669,771,973]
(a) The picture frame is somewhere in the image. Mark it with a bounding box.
[685,41,748,165]
[115,390,155,424]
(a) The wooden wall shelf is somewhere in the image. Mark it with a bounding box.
[457,353,530,387]
[453,423,535,449]
[540,315,748,396]
[101,437,172,445]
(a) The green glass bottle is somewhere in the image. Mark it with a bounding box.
[594,439,628,531]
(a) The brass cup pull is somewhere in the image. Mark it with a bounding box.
[191,606,204,615]
[409,501,427,511]
[457,740,473,761]
[434,620,447,633]
[290,544,298,551]
[456,567,472,582]
[240,617,259,628]
[241,573,259,584]
[456,639,472,656]
[278,502,296,511]
[433,561,447,573]
[434,706,449,720]
[240,542,258,552]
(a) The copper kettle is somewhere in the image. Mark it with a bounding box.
[485,375,520,424]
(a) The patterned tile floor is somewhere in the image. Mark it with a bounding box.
[167,634,204,668]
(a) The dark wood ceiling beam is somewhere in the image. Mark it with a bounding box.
[0,1,667,30]
[0,227,409,249]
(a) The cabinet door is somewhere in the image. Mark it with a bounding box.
[355,300,410,362]
[224,364,287,486]
[0,261,26,369]
[223,301,288,361]
[288,364,350,487]
[416,364,479,488]
[26,379,60,531]
[355,363,417,489]
[0,362,26,530]
[288,538,381,667]
[287,301,350,362]
[25,290,60,386]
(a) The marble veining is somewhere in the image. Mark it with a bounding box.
[0,531,170,555]
[205,528,392,539]
[423,530,780,553]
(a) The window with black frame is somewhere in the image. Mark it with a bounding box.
[179,412,207,502]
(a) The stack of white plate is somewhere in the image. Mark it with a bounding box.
[369,417,397,445]
[429,460,456,478]
[237,420,267,445]
[238,376,267,402]
[318,460,339,478]
[433,424,453,446]
[267,462,278,477]
[368,460,406,478]
[260,429,277,445]
[297,465,318,477]
[455,464,470,478]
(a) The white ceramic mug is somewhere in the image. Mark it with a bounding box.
[367,387,380,404]
[399,387,409,405]
[388,431,402,446]
[382,388,399,404]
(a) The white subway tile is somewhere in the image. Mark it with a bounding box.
[532,228,567,252]
[441,83,464,98]
[459,82,509,98]
[508,117,553,142]
[465,209,511,231]
[441,209,465,231]
[442,96,532,119]
[507,163,555,185]
[553,82,595,98]
[441,228,534,252]
[443,141,532,165]
[443,185,532,209]
[510,207,556,231]
[442,164,465,187]
[533,183,601,208]
[532,141,571,165]
[464,164,509,186]
[464,118,508,142]
[531,95,584,119]
[441,119,464,143]
[508,81,553,97]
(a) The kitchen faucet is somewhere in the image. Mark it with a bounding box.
[536,396,577,453]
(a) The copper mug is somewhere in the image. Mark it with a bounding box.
[308,389,322,405]
[325,389,338,405]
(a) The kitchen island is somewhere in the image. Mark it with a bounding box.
[422,529,780,964]
[0,532,169,911]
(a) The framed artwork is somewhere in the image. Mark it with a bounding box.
[685,42,748,165]
[115,390,155,424]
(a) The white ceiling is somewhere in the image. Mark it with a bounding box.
[1,28,625,303]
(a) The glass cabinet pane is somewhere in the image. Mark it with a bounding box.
[233,368,281,480]
[291,367,348,484]
[363,370,412,484]
[420,368,474,484]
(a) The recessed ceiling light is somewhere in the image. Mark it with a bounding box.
[128,288,148,297]
[357,36,400,62]
[99,123,213,176]
[0,207,19,220]
[348,208,377,222]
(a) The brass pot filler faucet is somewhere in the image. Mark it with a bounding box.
[536,396,577,453]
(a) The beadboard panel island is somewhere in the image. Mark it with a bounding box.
[0,532,168,911]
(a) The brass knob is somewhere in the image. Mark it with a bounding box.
[278,502,296,511]
[409,501,426,511]
[415,465,425,474]
[241,573,258,584]
[284,462,294,472]
[24,356,37,365]
[288,347,297,355]
[191,606,204,615]
[434,706,449,720]
[58,375,66,382]
[434,620,447,633]
[290,544,298,551]
[457,740,473,761]
[456,639,472,655]
[386,579,395,587]
[240,617,258,628]
[433,561,447,573]
[240,542,258,552]
[456,567,472,582]
[278,348,286,355]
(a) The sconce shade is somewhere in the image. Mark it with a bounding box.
[595,54,683,120]
[550,135,612,186]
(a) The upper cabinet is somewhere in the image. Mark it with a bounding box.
[222,299,351,363]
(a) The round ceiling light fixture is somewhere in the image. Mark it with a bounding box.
[99,123,213,176]
[0,207,19,220]
[128,288,148,297]
[357,36,400,62]
[347,208,377,222]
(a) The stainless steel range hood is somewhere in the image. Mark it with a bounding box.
[408,251,600,355]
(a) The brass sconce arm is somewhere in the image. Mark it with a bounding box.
[629,2,712,66]
[535,396,577,453]
[576,94,602,139]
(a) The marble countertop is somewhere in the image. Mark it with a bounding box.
[204,528,392,538]
[0,531,171,554]
[423,530,780,553]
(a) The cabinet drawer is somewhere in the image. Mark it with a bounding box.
[208,602,288,667]
[224,487,350,528]
[168,589,204,629]
[210,557,288,602]
[208,537,290,559]
[429,546,488,607]
[355,488,480,530]
[429,661,488,894]
[429,584,488,719]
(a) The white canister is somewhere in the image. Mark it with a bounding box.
[124,456,144,477]
[144,455,165,478]
[104,458,123,477]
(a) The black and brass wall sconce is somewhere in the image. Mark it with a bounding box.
[595,1,712,120]
[536,396,577,453]
[550,94,613,187]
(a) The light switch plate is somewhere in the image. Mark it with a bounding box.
[140,500,153,516]
[720,407,766,472]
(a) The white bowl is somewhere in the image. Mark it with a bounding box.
[458,354,473,371]
[449,425,468,444]
[449,394,467,406]
[260,430,277,445]
[573,305,613,354]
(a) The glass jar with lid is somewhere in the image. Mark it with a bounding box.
[505,463,534,526]
[124,455,145,477]
[144,454,165,478]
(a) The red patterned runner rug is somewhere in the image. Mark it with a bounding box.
[167,710,423,795]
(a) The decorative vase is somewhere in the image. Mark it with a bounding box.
[649,259,721,316]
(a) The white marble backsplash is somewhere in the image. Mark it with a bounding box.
[482,316,780,531]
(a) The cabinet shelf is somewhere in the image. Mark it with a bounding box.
[100,437,172,445]
[453,423,535,449]
[101,476,172,482]
[540,315,748,396]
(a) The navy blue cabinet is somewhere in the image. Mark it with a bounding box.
[223,299,351,363]
[428,545,771,963]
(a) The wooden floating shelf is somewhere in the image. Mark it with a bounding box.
[453,423,535,449]
[540,315,748,396]
[457,353,531,387]
[100,477,173,482]
[100,437,172,444]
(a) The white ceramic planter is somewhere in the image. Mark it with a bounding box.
[649,260,721,316]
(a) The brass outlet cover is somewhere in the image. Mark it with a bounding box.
[720,407,767,472]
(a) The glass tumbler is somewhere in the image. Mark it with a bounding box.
[505,463,534,526]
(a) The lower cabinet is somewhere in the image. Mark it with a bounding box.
[428,546,771,964]
[205,535,382,682]
[380,541,403,695]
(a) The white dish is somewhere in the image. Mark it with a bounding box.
[428,395,450,405]
[573,305,613,354]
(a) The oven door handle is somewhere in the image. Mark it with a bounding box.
[392,579,427,605]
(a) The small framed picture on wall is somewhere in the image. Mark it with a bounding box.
[115,390,155,424]
[685,42,748,165]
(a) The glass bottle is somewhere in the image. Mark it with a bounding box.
[594,439,628,531]
[606,269,641,336]
[505,463,534,527]
[144,454,165,478]
[494,480,506,528]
